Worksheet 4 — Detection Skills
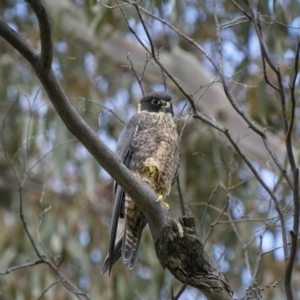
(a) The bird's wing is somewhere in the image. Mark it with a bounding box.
[172,144,181,186]
[101,114,140,275]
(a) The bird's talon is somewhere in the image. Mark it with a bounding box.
[156,194,169,209]
[163,202,169,209]
[157,194,163,200]
[144,165,159,181]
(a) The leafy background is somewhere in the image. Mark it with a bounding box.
[0,0,300,299]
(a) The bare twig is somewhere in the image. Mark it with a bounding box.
[284,42,300,297]
[26,139,76,175]
[286,41,300,172]
[97,0,141,9]
[1,99,21,184]
[213,0,224,74]
[199,184,221,236]
[261,15,300,29]
[284,41,300,295]
[173,284,187,300]
[2,108,44,263]
[191,201,288,224]
[242,0,288,133]
[120,1,197,113]
[0,260,44,275]
[284,169,299,300]
[217,215,286,224]
[37,185,56,261]
[193,112,289,259]
[253,235,264,281]
[37,280,62,300]
[126,49,145,95]
[178,81,216,141]
[220,16,249,29]
[261,136,293,189]
[284,42,300,299]
[17,189,89,300]
[75,97,125,124]
[204,200,229,246]
[241,1,277,74]
[229,0,252,20]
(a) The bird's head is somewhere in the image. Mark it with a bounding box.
[138,92,173,116]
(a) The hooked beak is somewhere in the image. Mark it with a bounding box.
[160,101,173,115]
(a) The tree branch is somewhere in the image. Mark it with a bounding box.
[284,41,300,300]
[286,41,300,172]
[0,18,37,65]
[28,0,53,69]
[155,216,233,300]
[0,2,233,299]
[119,1,197,114]
[0,260,44,275]
[284,169,299,300]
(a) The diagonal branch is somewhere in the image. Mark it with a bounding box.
[28,0,53,69]
[0,2,234,299]
[0,18,37,65]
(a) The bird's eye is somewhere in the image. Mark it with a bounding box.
[151,98,161,105]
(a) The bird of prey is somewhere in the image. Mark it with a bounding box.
[101,91,180,274]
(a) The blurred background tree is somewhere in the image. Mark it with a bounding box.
[0,0,300,299]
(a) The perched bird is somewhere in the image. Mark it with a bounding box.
[101,91,180,274]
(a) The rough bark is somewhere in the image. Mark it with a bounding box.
[155,215,233,300]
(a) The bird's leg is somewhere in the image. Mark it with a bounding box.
[144,164,159,181]
[144,164,169,209]
[160,199,170,210]
[154,188,169,210]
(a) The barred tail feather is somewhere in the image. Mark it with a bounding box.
[102,196,147,274]
[101,229,123,274]
[122,216,143,269]
[122,196,146,269]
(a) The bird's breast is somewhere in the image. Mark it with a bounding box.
[129,111,179,196]
[140,111,176,128]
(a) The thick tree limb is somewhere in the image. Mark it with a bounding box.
[156,216,233,300]
[0,1,234,299]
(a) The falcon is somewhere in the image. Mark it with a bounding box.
[101,91,180,274]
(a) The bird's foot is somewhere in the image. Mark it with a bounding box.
[157,194,164,201]
[144,165,159,180]
[163,202,169,209]
[156,194,169,209]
